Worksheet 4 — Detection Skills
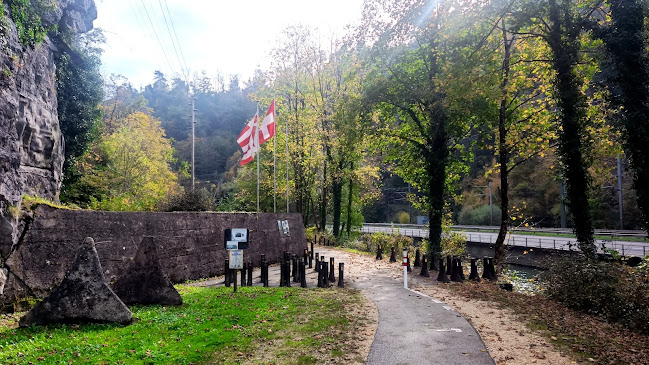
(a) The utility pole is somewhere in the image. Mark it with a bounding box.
[489,181,493,226]
[559,180,567,229]
[191,98,196,191]
[617,154,624,229]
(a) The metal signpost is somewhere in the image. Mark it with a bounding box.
[403,250,408,289]
[225,229,249,293]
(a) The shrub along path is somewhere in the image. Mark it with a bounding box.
[195,246,494,364]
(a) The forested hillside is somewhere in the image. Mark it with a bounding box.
[57,0,649,254]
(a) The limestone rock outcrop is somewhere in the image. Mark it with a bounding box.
[0,0,96,308]
[19,237,132,327]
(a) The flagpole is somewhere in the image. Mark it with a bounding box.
[286,102,289,213]
[273,97,277,213]
[256,104,260,213]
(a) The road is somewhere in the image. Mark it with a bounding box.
[361,224,649,257]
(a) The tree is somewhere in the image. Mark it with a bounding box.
[360,0,475,264]
[56,28,104,202]
[67,111,180,211]
[597,0,649,231]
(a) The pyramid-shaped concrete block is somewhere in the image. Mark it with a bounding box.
[19,237,132,327]
[112,236,182,306]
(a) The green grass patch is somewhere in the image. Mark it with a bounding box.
[0,285,370,364]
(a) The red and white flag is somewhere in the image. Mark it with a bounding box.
[258,99,276,144]
[237,112,258,166]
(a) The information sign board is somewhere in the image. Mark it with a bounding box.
[229,250,243,269]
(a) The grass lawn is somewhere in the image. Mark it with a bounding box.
[0,285,371,364]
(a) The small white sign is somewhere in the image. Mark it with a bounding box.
[230,229,248,242]
[225,241,239,250]
[282,220,290,236]
[229,250,244,269]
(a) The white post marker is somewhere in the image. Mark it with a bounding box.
[403,250,408,289]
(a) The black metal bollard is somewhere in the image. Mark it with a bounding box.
[446,255,453,275]
[488,258,498,281]
[241,262,247,287]
[225,259,231,287]
[376,244,383,260]
[329,257,335,282]
[260,254,266,283]
[437,258,450,283]
[308,251,313,268]
[323,261,329,286]
[457,258,465,281]
[430,252,438,271]
[263,261,269,287]
[315,253,320,272]
[311,241,314,259]
[450,258,463,282]
[317,261,325,288]
[285,260,292,287]
[296,257,302,283]
[291,255,297,282]
[338,263,344,288]
[420,255,430,277]
[482,257,497,281]
[407,256,412,273]
[469,258,481,281]
[279,259,285,287]
[300,259,307,288]
[414,249,421,267]
[247,262,253,286]
[389,246,396,262]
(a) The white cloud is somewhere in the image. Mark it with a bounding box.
[94,0,364,88]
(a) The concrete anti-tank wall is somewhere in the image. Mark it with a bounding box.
[1,205,306,311]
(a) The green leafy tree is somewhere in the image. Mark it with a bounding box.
[56,29,105,203]
[596,0,649,231]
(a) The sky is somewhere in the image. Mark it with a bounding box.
[94,0,365,89]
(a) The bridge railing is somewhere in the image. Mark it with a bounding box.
[360,225,648,257]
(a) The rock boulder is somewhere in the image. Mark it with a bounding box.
[19,237,132,327]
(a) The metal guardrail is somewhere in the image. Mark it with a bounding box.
[363,223,648,238]
[360,225,649,257]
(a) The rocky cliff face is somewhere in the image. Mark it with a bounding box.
[0,0,97,295]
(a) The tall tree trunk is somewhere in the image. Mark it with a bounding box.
[547,0,595,257]
[603,0,649,231]
[332,178,343,238]
[495,19,512,270]
[427,113,448,258]
[320,159,328,232]
[346,167,354,237]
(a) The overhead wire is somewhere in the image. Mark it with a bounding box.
[159,0,191,85]
[138,0,178,76]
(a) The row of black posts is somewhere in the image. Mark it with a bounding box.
[376,246,499,282]
[314,252,344,288]
[223,246,345,288]
[224,254,271,288]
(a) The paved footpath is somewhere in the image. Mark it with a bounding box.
[192,246,494,364]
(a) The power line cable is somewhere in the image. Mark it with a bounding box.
[161,0,191,85]
[157,0,189,84]
[139,0,178,76]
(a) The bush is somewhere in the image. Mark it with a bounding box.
[541,257,649,334]
[441,226,467,256]
[158,188,215,212]
[396,211,410,224]
[354,232,414,255]
[458,204,501,225]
